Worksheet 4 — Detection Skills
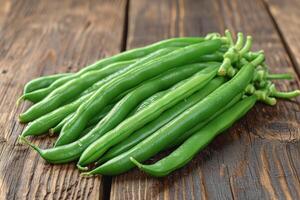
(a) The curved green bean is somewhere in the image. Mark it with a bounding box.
[20,48,176,136]
[77,63,221,166]
[98,77,227,164]
[82,57,258,176]
[19,63,219,164]
[50,104,114,134]
[130,96,257,177]
[56,62,220,146]
[76,64,220,168]
[24,73,72,94]
[56,39,222,146]
[19,60,136,122]
[21,37,206,102]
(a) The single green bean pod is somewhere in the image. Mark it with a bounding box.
[23,73,72,94]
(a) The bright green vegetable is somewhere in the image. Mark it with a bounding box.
[19,63,219,164]
[56,39,222,146]
[130,96,257,177]
[77,63,221,166]
[20,48,177,136]
[50,104,114,134]
[24,73,72,94]
[97,77,227,164]
[56,62,219,147]
[81,56,260,175]
[77,65,220,169]
[19,60,136,122]
[21,37,207,102]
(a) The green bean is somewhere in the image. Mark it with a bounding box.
[98,77,227,164]
[77,63,221,166]
[266,73,293,80]
[19,63,219,164]
[168,92,242,148]
[269,84,300,99]
[130,96,257,177]
[20,95,89,137]
[20,48,176,136]
[50,104,114,134]
[77,89,174,141]
[56,39,222,147]
[21,37,206,102]
[56,62,220,147]
[81,56,259,176]
[79,52,224,97]
[19,60,136,122]
[49,113,74,134]
[24,73,72,94]
[76,65,220,169]
[128,90,168,116]
[78,90,170,139]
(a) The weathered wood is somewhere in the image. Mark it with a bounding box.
[110,0,300,199]
[263,0,300,77]
[0,0,126,199]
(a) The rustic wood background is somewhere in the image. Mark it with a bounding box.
[0,0,299,199]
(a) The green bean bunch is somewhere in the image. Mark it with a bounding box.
[17,30,299,177]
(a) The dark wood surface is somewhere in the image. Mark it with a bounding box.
[0,0,299,199]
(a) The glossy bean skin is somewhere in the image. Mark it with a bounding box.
[20,64,219,164]
[130,96,257,177]
[24,73,72,94]
[168,92,242,148]
[22,37,206,102]
[83,60,256,176]
[130,90,168,115]
[21,95,89,137]
[103,51,224,118]
[98,77,226,164]
[21,87,132,137]
[76,64,220,168]
[19,60,136,122]
[20,48,176,136]
[50,113,74,134]
[57,63,220,147]
[50,104,114,134]
[76,91,169,138]
[77,63,221,166]
[56,39,222,147]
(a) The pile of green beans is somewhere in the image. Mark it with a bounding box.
[18,31,300,177]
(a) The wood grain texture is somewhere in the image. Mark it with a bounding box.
[1,0,300,199]
[0,0,126,199]
[263,0,300,77]
[110,0,300,199]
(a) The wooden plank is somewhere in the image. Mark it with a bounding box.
[0,0,10,29]
[110,0,300,199]
[263,0,300,76]
[0,0,126,199]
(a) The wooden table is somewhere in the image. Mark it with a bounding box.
[0,0,299,199]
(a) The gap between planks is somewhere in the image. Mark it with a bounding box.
[101,0,130,199]
[261,0,300,79]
